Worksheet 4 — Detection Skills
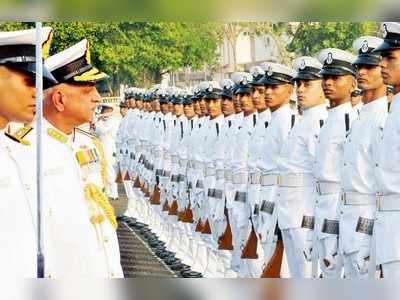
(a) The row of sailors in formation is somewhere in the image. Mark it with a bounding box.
[0,27,123,277]
[116,24,400,278]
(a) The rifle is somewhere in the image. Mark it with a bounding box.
[218,207,233,250]
[241,219,259,259]
[123,170,131,181]
[168,199,178,216]
[201,218,212,234]
[133,176,141,188]
[261,227,284,278]
[180,202,194,223]
[195,218,204,232]
[115,163,123,183]
[150,184,161,205]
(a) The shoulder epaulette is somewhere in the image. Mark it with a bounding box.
[4,125,33,145]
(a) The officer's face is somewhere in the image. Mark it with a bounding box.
[208,98,223,119]
[168,101,174,112]
[136,100,143,109]
[222,97,235,117]
[233,94,242,113]
[380,49,400,88]
[322,74,355,106]
[153,99,161,112]
[120,106,128,117]
[264,83,292,112]
[128,98,136,108]
[0,66,36,128]
[251,86,267,111]
[199,99,207,115]
[355,64,384,91]
[161,102,169,114]
[239,93,255,115]
[295,79,325,110]
[174,103,184,116]
[45,82,101,126]
[194,100,202,116]
[184,103,196,119]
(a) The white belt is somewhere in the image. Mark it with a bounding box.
[341,192,376,206]
[278,173,315,188]
[194,161,205,170]
[153,150,162,158]
[316,181,341,195]
[233,173,248,185]
[261,174,279,186]
[377,194,400,211]
[216,169,225,180]
[205,167,216,177]
[179,159,187,168]
[249,172,261,185]
[224,170,233,181]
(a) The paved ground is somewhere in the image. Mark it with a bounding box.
[111,185,176,278]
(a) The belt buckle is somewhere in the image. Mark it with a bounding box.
[376,192,382,210]
[341,192,347,205]
[277,175,282,186]
[316,181,321,195]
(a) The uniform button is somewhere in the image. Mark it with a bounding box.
[110,272,115,277]
[375,163,379,167]
[104,237,109,243]
[25,184,30,190]
[343,163,346,166]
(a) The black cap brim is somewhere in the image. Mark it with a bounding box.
[234,86,252,95]
[373,41,400,53]
[353,56,381,66]
[320,67,355,77]
[293,72,322,81]
[8,62,58,89]
[263,77,292,85]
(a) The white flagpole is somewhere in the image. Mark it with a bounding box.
[35,21,45,278]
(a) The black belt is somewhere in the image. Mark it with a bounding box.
[196,180,204,189]
[188,182,194,189]
[130,152,135,160]
[356,217,374,236]
[163,170,171,177]
[234,191,247,203]
[155,169,163,176]
[178,174,186,182]
[207,188,215,197]
[213,189,223,200]
[171,175,180,183]
[322,219,339,235]
[301,215,315,230]
[260,200,274,215]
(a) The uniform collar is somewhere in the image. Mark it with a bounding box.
[328,101,352,116]
[210,114,224,125]
[303,103,327,117]
[225,114,235,123]
[360,96,387,114]
[44,119,72,145]
[271,103,291,120]
[257,109,271,122]
[390,92,400,113]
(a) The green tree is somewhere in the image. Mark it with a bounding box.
[287,22,380,56]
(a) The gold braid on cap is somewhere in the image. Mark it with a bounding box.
[73,67,108,82]
[84,183,118,230]
[42,30,53,59]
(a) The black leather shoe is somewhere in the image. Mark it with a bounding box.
[164,257,181,265]
[155,250,174,258]
[170,262,186,271]
[181,270,203,278]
